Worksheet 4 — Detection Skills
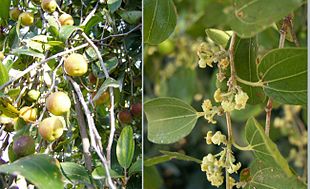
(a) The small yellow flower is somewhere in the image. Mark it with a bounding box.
[219,57,229,69]
[221,100,235,112]
[202,99,212,113]
[214,88,223,102]
[234,91,249,110]
[205,131,213,144]
[211,131,227,145]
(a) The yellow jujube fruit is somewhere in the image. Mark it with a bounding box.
[41,0,57,13]
[59,13,74,26]
[46,91,71,116]
[19,106,37,123]
[64,53,88,76]
[39,117,64,141]
[20,12,34,27]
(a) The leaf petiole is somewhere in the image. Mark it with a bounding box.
[235,76,264,87]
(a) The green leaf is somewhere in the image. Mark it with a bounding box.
[118,10,142,24]
[245,117,292,176]
[0,61,9,86]
[0,154,63,189]
[245,160,307,189]
[116,126,135,169]
[92,167,123,179]
[143,0,177,44]
[107,0,122,13]
[60,162,90,184]
[144,151,201,167]
[258,48,307,105]
[84,15,104,35]
[46,16,60,37]
[128,159,142,176]
[144,166,163,189]
[234,36,265,104]
[144,97,199,144]
[59,26,79,42]
[229,0,303,38]
[11,48,45,59]
[0,0,10,20]
[205,29,230,47]
[93,78,119,102]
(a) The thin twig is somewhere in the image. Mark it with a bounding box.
[225,32,237,189]
[265,16,288,135]
[72,92,93,172]
[0,43,89,91]
[81,32,116,168]
[93,24,142,43]
[68,77,116,189]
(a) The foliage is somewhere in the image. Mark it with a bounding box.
[143,0,307,188]
[0,0,142,188]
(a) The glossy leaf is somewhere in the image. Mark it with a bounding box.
[118,10,142,24]
[144,97,200,144]
[92,167,122,179]
[93,78,119,102]
[229,0,303,38]
[0,154,63,189]
[116,126,135,169]
[59,26,79,42]
[0,62,9,86]
[235,36,265,104]
[108,0,122,13]
[245,160,307,189]
[144,151,201,167]
[0,0,10,20]
[84,15,104,35]
[245,117,292,176]
[205,29,230,47]
[60,162,90,184]
[143,0,177,44]
[258,48,307,105]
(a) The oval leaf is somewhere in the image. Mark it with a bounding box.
[60,162,90,185]
[128,159,142,176]
[229,0,303,38]
[0,0,10,20]
[116,126,135,169]
[0,61,9,86]
[143,0,177,44]
[258,48,307,105]
[245,117,292,176]
[59,26,79,42]
[0,154,63,189]
[107,0,122,13]
[205,28,230,47]
[144,97,199,144]
[92,167,122,179]
[235,36,266,104]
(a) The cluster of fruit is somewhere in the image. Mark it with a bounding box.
[9,0,74,27]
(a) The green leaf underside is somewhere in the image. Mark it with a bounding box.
[116,126,135,169]
[0,154,63,189]
[144,151,201,167]
[258,48,307,105]
[245,160,307,189]
[107,0,122,13]
[0,62,9,86]
[128,159,142,176]
[234,36,265,104]
[144,97,199,144]
[245,117,292,176]
[60,162,90,184]
[143,0,177,44]
[229,0,303,38]
[11,48,45,59]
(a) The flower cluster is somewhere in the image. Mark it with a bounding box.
[201,99,223,124]
[197,42,228,69]
[201,131,242,188]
